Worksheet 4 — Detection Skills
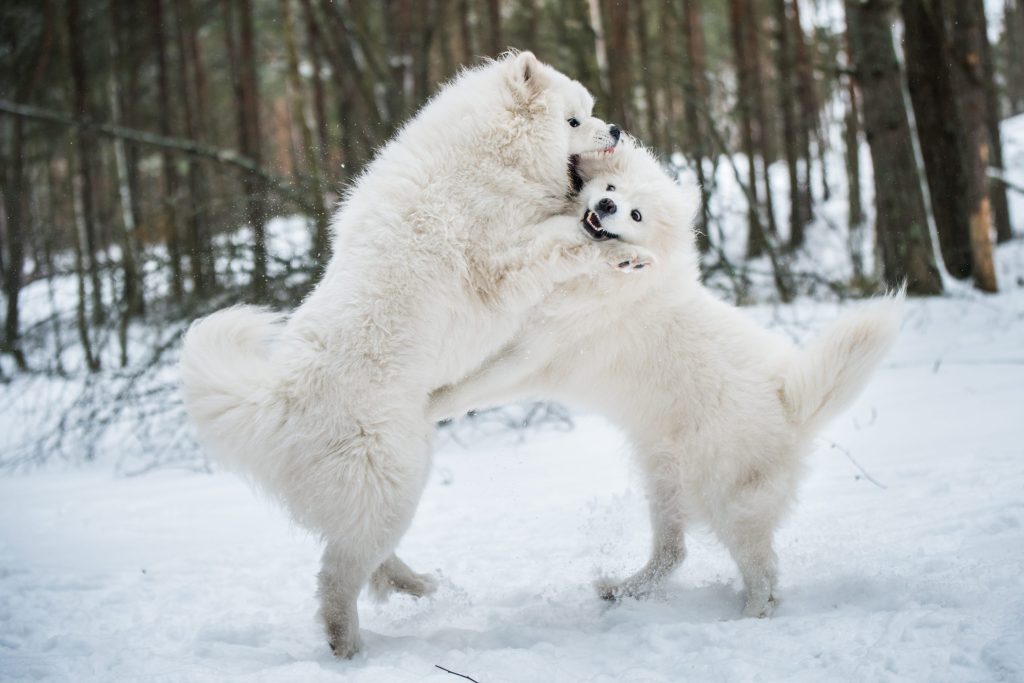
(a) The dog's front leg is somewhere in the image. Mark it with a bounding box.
[429,340,546,421]
[597,448,688,601]
[529,214,656,282]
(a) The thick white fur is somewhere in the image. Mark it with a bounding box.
[430,138,904,618]
[179,52,651,657]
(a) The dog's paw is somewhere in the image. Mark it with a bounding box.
[594,576,651,602]
[397,571,439,599]
[604,245,655,273]
[369,560,438,602]
[742,594,777,619]
[595,577,622,602]
[326,621,363,659]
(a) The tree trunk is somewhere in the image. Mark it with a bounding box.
[634,0,659,149]
[2,119,29,370]
[69,150,100,372]
[107,0,144,324]
[774,0,803,245]
[845,0,942,294]
[844,70,863,229]
[224,0,268,298]
[680,0,710,252]
[950,0,997,292]
[281,0,330,270]
[457,0,474,64]
[587,0,611,113]
[147,0,184,300]
[67,0,106,322]
[1005,0,1024,114]
[901,0,973,279]
[729,0,766,258]
[979,8,1013,243]
[844,72,867,281]
[485,0,502,56]
[299,0,333,169]
[745,0,778,238]
[415,0,437,103]
[606,0,632,131]
[791,0,825,210]
[173,0,215,295]
[2,0,53,369]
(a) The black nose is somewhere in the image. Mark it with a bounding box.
[609,124,621,142]
[597,197,617,215]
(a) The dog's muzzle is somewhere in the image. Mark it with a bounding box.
[581,209,620,241]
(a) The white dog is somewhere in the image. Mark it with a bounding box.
[179,52,652,657]
[431,138,903,618]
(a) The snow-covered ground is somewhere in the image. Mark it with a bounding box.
[3,238,1024,682]
[2,108,1024,683]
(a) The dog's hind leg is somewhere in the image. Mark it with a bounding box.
[597,452,687,601]
[369,553,438,602]
[318,540,374,658]
[316,424,433,657]
[713,502,780,618]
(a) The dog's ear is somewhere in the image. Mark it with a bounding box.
[507,51,548,98]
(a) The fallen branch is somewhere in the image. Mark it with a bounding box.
[435,665,481,683]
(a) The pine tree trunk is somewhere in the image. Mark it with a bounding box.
[950,0,998,292]
[299,0,332,169]
[845,0,942,294]
[680,0,710,252]
[606,0,632,131]
[2,0,53,369]
[979,8,1013,243]
[69,150,100,372]
[67,0,106,322]
[415,0,436,103]
[901,0,973,279]
[729,0,766,258]
[634,0,659,149]
[745,0,778,238]
[147,0,184,301]
[2,119,29,370]
[224,0,268,298]
[1006,0,1024,114]
[281,0,330,270]
[791,0,825,210]
[774,0,803,246]
[457,0,474,64]
[173,0,214,294]
[844,71,863,229]
[106,2,144,322]
[486,0,501,56]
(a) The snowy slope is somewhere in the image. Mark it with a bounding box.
[2,245,1023,682]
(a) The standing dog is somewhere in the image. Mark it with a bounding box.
[431,138,903,618]
[180,53,651,657]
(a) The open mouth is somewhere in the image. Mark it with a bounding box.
[580,209,620,241]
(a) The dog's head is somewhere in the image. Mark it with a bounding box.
[499,52,620,187]
[575,135,701,266]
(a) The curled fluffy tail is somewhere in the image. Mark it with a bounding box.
[781,292,904,430]
[179,306,285,479]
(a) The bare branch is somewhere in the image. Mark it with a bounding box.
[0,99,316,213]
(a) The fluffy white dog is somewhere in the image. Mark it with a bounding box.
[179,52,652,657]
[431,138,903,618]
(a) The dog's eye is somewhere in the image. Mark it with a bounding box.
[631,209,642,222]
[568,117,581,128]
[606,184,616,192]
